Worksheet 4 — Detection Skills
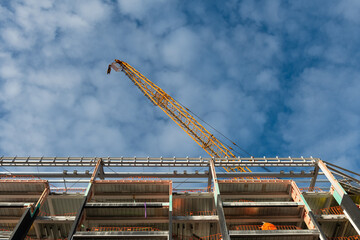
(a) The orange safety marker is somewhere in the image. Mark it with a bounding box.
[261,222,277,230]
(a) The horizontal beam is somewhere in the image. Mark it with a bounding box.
[0,218,20,224]
[173,192,213,198]
[73,231,169,238]
[220,192,291,199]
[0,156,317,167]
[85,202,169,208]
[0,202,32,208]
[36,216,76,223]
[218,172,316,178]
[0,194,84,199]
[223,202,304,207]
[0,216,76,224]
[225,216,302,223]
[229,229,319,236]
[316,214,347,222]
[0,232,12,238]
[172,216,218,222]
[93,194,169,200]
[87,217,168,224]
[0,171,317,178]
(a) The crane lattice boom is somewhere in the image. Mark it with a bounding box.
[107,59,250,173]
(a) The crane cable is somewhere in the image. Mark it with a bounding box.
[173,98,273,172]
[173,98,252,158]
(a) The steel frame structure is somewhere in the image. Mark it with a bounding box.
[0,156,359,239]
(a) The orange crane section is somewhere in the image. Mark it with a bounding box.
[107,59,250,173]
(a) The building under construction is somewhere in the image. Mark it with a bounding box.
[0,156,359,240]
[1,61,359,239]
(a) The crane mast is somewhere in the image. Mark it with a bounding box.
[107,59,251,173]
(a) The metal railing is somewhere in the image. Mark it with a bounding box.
[90,227,160,232]
[232,225,301,230]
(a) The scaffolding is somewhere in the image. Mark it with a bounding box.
[0,156,359,239]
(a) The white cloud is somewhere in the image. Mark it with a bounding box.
[252,69,279,91]
[281,66,360,162]
[239,0,282,24]
[117,0,167,20]
[335,0,360,24]
[161,27,200,67]
[2,80,22,99]
[1,27,33,50]
[0,0,359,175]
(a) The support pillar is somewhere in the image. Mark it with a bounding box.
[317,160,360,234]
[34,222,41,239]
[209,159,230,240]
[207,166,212,192]
[98,161,105,180]
[309,165,319,191]
[291,181,326,240]
[68,158,103,240]
[10,186,49,240]
[48,198,56,216]
[169,182,173,240]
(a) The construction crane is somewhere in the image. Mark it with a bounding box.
[107,59,251,173]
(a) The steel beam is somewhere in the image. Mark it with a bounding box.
[328,166,360,184]
[317,160,360,234]
[98,161,105,180]
[229,229,319,237]
[209,159,230,240]
[0,171,317,178]
[86,217,169,224]
[316,215,347,222]
[207,166,212,192]
[36,216,76,223]
[173,192,213,198]
[222,202,304,207]
[47,198,56,216]
[172,216,219,222]
[92,193,169,200]
[225,216,302,223]
[34,222,41,239]
[9,185,50,240]
[0,202,32,207]
[85,202,169,208]
[220,192,291,199]
[309,165,319,190]
[0,156,316,167]
[168,182,172,240]
[324,161,360,178]
[73,231,169,239]
[68,158,103,240]
[10,207,39,240]
[289,181,326,240]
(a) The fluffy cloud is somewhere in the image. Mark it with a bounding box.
[0,0,359,174]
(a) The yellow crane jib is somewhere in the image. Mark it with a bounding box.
[107,59,251,173]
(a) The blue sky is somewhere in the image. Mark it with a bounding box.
[0,0,359,169]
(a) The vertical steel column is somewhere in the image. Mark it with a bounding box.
[317,160,360,234]
[68,158,103,240]
[207,166,212,192]
[169,181,173,240]
[209,159,230,240]
[290,181,326,240]
[98,160,105,180]
[309,165,319,191]
[47,198,56,215]
[10,186,49,240]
